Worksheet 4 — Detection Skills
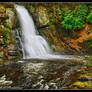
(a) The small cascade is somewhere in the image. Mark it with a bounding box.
[16,29,25,58]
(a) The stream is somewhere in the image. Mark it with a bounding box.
[0,55,86,90]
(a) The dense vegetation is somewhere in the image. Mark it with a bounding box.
[60,4,88,30]
[48,4,92,31]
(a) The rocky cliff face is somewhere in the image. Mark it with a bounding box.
[0,3,20,62]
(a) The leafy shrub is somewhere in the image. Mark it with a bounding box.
[86,56,92,61]
[72,17,85,30]
[61,4,88,30]
[61,9,73,30]
[62,15,73,30]
[76,4,88,20]
[4,19,12,29]
[57,8,63,21]
[86,12,92,23]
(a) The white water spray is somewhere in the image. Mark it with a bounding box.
[15,5,64,59]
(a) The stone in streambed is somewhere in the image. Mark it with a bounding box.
[0,81,13,86]
[85,81,92,89]
[72,81,88,89]
[8,51,18,56]
[78,74,92,81]
[0,75,13,86]
[76,69,88,74]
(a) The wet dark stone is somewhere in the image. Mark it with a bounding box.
[8,51,18,56]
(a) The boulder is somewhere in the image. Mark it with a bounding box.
[37,6,49,26]
[72,81,88,89]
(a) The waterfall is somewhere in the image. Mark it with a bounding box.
[15,5,62,59]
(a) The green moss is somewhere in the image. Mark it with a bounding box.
[12,39,16,44]
[0,52,4,58]
[78,74,92,81]
[13,56,21,62]
[4,19,12,29]
[85,56,92,61]
[85,81,92,89]
[0,6,6,13]
[87,61,92,67]
[72,81,88,89]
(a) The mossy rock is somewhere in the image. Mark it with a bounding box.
[4,19,12,29]
[78,74,92,81]
[0,38,4,45]
[72,81,88,89]
[85,81,92,89]
[0,6,6,13]
[85,56,92,61]
[87,61,92,68]
[0,52,4,58]
[87,73,92,76]
[0,25,5,31]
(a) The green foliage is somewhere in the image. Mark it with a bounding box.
[38,29,44,36]
[61,9,73,30]
[4,19,12,29]
[86,56,92,61]
[2,25,12,45]
[87,61,92,67]
[61,4,88,31]
[86,12,92,23]
[57,8,64,21]
[5,27,11,38]
[5,39,10,45]
[49,9,54,23]
[63,9,72,17]
[72,17,85,30]
[12,39,16,44]
[76,4,88,19]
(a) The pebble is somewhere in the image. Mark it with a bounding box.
[56,78,61,81]
[44,84,49,89]
[38,75,43,79]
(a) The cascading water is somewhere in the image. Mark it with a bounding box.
[15,5,50,59]
[15,5,83,60]
[15,4,62,59]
